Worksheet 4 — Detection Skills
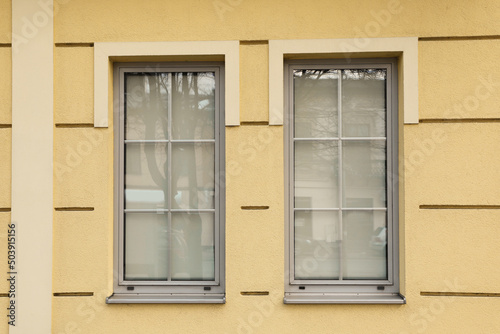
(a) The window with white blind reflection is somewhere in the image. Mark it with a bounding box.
[111,63,225,303]
[285,59,403,304]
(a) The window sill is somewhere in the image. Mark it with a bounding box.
[284,293,406,304]
[106,293,226,304]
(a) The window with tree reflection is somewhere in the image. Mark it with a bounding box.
[113,64,225,301]
[286,59,400,302]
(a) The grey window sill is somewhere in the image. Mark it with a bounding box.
[284,293,406,304]
[106,293,225,304]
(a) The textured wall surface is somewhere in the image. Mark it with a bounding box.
[51,0,500,332]
[0,0,10,43]
[2,0,500,333]
[53,0,500,42]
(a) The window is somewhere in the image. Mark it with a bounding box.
[108,63,225,303]
[285,59,404,304]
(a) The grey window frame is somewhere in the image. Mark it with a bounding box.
[284,58,404,304]
[108,62,225,304]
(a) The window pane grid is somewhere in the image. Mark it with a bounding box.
[292,67,389,283]
[337,72,344,281]
[122,70,218,284]
[166,72,173,282]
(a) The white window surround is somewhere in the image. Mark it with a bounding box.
[93,41,239,127]
[269,37,418,125]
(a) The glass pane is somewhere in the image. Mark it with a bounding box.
[342,69,386,137]
[171,72,215,140]
[342,140,386,208]
[294,141,338,208]
[294,211,340,279]
[294,69,338,138]
[172,212,215,281]
[125,73,169,140]
[342,211,387,279]
[125,143,168,209]
[172,143,215,210]
[124,213,168,280]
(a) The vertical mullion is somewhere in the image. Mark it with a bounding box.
[167,72,173,282]
[214,69,220,283]
[386,66,393,281]
[290,69,296,283]
[337,70,343,281]
[119,70,126,283]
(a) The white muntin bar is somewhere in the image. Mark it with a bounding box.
[337,71,344,281]
[167,72,173,282]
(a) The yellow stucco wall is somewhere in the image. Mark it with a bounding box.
[53,0,500,42]
[0,49,10,125]
[419,40,500,119]
[53,127,111,293]
[54,48,94,124]
[226,126,284,293]
[239,44,269,122]
[47,0,500,333]
[404,124,500,292]
[0,0,11,43]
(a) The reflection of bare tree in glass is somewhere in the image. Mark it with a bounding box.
[143,74,168,205]
[294,69,387,184]
[295,69,386,139]
[294,70,338,139]
[172,73,202,280]
[139,72,214,280]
